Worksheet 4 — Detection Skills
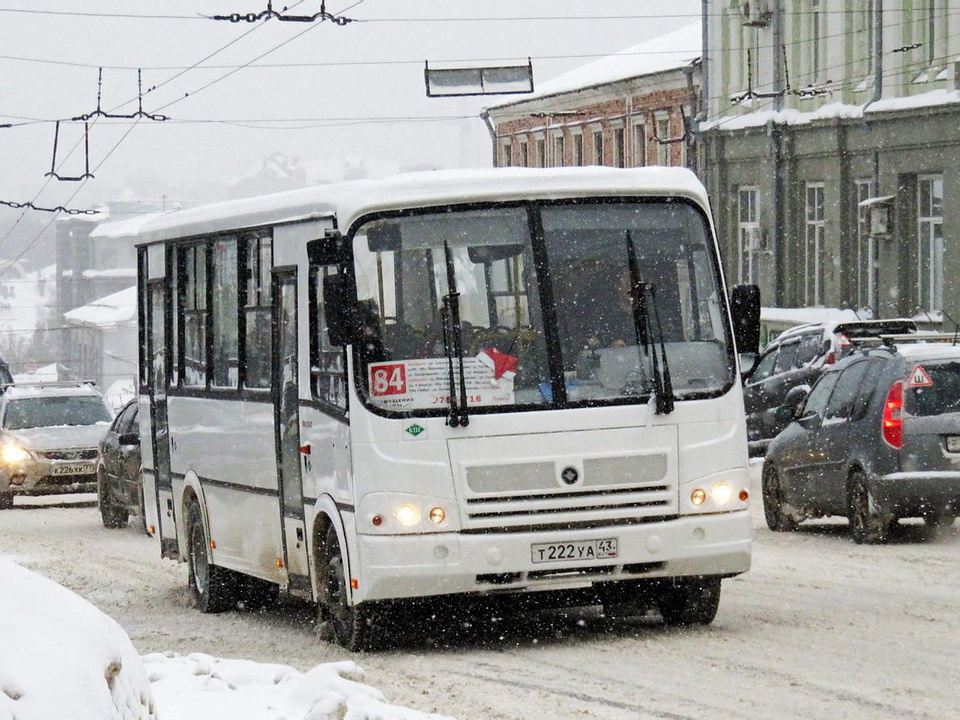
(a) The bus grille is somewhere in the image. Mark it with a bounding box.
[460,454,676,529]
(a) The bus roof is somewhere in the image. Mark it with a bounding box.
[136,166,711,245]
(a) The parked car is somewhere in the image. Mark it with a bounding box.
[96,398,146,531]
[0,382,114,509]
[762,335,960,543]
[743,318,917,457]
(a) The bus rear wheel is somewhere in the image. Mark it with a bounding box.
[658,576,721,626]
[321,525,375,651]
[186,500,237,613]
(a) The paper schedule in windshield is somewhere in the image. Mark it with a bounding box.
[368,355,515,411]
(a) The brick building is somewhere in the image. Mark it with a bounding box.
[482,23,702,173]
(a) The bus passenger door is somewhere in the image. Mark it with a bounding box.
[146,280,177,558]
[273,270,311,596]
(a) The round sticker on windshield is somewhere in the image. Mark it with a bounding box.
[908,365,933,387]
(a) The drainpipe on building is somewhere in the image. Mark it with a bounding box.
[683,64,698,176]
[699,0,709,127]
[770,0,785,306]
[479,109,498,167]
[863,0,884,115]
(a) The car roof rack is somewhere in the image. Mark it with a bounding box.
[1,380,98,392]
[852,332,960,347]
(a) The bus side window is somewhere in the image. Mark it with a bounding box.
[310,265,347,412]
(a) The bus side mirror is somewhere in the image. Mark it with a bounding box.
[323,274,359,346]
[730,284,761,356]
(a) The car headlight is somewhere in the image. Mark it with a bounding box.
[1,445,32,465]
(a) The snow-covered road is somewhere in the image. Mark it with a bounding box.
[2,490,958,719]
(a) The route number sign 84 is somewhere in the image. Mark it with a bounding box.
[371,363,406,396]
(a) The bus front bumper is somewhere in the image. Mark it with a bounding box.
[353,510,751,603]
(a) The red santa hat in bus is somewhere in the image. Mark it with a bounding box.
[476,347,517,381]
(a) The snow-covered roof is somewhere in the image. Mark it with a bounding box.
[138,166,711,244]
[487,22,700,109]
[90,212,165,240]
[703,89,960,132]
[64,286,136,328]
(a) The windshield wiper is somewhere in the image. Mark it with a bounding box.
[626,232,675,415]
[441,241,470,427]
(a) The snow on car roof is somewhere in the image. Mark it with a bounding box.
[136,166,711,245]
[2,383,103,400]
[894,342,960,362]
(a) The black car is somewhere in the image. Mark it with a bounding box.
[96,399,146,532]
[762,336,960,543]
[743,318,917,457]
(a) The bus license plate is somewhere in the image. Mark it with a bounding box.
[52,463,93,476]
[531,538,618,564]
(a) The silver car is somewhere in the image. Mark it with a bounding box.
[0,383,114,509]
[763,337,960,543]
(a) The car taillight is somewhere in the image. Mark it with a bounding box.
[824,351,836,365]
[882,380,904,449]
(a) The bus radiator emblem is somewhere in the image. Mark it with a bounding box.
[560,467,580,485]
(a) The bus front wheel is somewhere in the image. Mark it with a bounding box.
[658,576,721,626]
[186,500,237,613]
[321,525,375,651]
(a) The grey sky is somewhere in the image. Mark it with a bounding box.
[0,1,701,210]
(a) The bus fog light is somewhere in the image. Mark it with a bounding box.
[395,504,420,526]
[428,506,445,524]
[711,483,733,505]
[691,489,706,505]
[371,514,383,527]
[739,489,749,502]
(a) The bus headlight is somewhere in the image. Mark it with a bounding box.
[359,492,460,534]
[1,445,31,465]
[711,483,733,505]
[395,503,421,526]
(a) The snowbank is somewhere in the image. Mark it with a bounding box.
[0,558,157,720]
[0,559,455,720]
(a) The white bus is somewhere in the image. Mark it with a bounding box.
[136,166,760,650]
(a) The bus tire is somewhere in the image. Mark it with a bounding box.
[0,492,14,510]
[321,525,375,651]
[658,576,721,627]
[186,500,237,613]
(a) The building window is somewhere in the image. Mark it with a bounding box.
[243,232,273,389]
[656,116,671,166]
[804,182,826,306]
[211,236,239,388]
[855,179,877,312]
[573,132,584,166]
[613,127,625,168]
[591,128,604,166]
[737,186,760,285]
[553,134,564,167]
[535,137,546,168]
[519,141,529,167]
[501,141,512,167]
[179,243,207,387]
[633,123,646,166]
[918,174,944,312]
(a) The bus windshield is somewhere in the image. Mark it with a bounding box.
[351,199,734,414]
